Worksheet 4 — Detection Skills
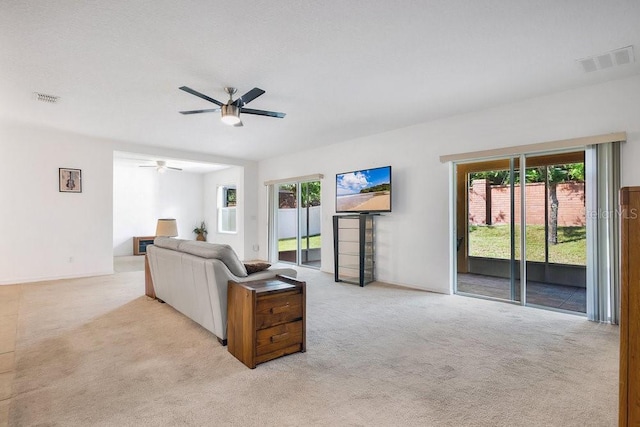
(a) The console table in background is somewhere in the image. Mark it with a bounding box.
[133,236,155,255]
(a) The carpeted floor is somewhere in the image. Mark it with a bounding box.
[4,265,619,426]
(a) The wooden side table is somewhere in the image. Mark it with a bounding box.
[227,275,306,368]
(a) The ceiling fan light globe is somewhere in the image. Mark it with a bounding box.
[221,115,241,125]
[157,166,167,174]
[221,104,241,126]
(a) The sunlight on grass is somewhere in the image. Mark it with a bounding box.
[468,225,586,265]
[278,235,321,252]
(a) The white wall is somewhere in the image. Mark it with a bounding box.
[113,163,204,256]
[0,118,254,285]
[242,164,260,261]
[204,164,257,260]
[0,120,114,284]
[258,74,640,294]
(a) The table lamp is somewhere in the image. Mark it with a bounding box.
[156,218,178,237]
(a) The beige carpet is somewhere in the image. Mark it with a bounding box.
[7,267,618,426]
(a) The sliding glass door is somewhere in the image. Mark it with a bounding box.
[274,180,322,268]
[456,152,587,314]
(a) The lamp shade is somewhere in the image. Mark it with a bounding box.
[156,218,178,237]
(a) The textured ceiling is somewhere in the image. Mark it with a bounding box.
[1,0,640,162]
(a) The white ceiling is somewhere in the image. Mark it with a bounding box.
[2,1,640,162]
[113,151,230,174]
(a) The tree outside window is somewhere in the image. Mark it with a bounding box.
[218,185,237,233]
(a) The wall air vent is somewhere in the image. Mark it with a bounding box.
[577,45,635,73]
[33,92,60,103]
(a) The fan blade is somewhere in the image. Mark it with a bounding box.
[233,87,265,106]
[179,86,224,107]
[179,108,221,115]
[167,167,182,171]
[139,165,155,168]
[240,107,286,118]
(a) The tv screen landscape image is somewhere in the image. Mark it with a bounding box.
[336,166,392,213]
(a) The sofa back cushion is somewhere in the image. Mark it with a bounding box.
[154,236,182,251]
[153,237,248,277]
[180,241,248,277]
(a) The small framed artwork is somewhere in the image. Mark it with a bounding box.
[59,168,82,193]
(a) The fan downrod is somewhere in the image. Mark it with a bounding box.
[224,87,237,101]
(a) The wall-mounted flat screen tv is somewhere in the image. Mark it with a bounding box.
[336,165,392,213]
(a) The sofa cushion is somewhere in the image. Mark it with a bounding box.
[153,236,184,251]
[244,262,271,274]
[179,241,248,277]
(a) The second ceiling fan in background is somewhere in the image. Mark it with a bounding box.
[139,160,181,173]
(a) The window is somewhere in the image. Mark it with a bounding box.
[218,185,237,233]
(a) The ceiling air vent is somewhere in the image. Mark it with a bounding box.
[577,45,635,73]
[33,92,60,103]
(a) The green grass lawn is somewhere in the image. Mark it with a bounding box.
[468,224,586,265]
[278,235,321,251]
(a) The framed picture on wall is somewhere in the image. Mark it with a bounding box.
[59,168,82,193]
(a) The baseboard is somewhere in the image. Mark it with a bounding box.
[0,270,114,286]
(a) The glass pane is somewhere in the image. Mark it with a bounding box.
[525,161,586,313]
[277,183,297,263]
[457,159,520,302]
[512,161,522,302]
[219,208,236,233]
[300,181,321,268]
[336,216,361,283]
[217,185,237,233]
[225,187,236,207]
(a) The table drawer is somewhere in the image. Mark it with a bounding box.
[256,320,303,356]
[256,292,303,329]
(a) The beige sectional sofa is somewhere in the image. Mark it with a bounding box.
[146,237,297,344]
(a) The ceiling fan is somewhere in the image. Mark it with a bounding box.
[139,160,182,174]
[178,86,285,127]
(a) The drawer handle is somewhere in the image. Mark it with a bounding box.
[270,303,290,314]
[270,332,289,343]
